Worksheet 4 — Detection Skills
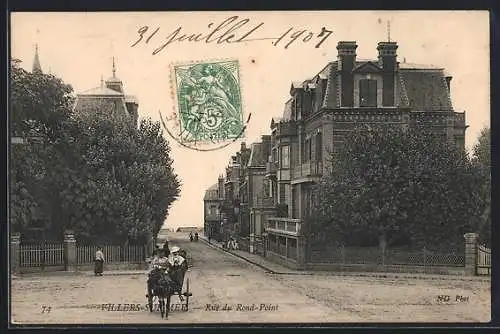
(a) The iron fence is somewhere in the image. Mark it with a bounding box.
[309,245,465,267]
[76,244,145,264]
[20,243,65,268]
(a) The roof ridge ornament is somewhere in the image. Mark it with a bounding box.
[387,21,391,42]
[112,56,116,78]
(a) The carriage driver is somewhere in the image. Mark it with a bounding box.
[146,249,168,279]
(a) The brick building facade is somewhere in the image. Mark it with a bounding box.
[206,39,467,265]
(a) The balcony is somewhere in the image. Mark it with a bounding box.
[292,161,323,179]
[204,213,221,221]
[265,161,277,178]
[454,112,466,128]
[265,217,302,236]
[275,122,297,138]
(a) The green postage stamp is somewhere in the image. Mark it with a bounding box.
[172,60,244,144]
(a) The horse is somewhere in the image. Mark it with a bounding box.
[146,260,188,319]
[146,267,175,319]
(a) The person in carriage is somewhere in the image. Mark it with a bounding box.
[146,248,170,294]
[166,246,187,299]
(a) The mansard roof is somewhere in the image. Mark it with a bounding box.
[285,57,453,114]
[248,142,268,167]
[78,86,124,97]
[203,183,219,200]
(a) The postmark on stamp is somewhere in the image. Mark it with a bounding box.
[162,59,248,151]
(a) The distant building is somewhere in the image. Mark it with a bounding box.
[32,44,43,74]
[176,227,200,233]
[246,136,274,255]
[203,183,220,238]
[74,57,139,126]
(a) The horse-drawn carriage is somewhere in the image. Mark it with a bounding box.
[145,248,192,319]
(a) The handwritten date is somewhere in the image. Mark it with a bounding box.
[131,16,333,55]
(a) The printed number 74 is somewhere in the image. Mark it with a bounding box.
[41,305,52,313]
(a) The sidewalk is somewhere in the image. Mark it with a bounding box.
[12,270,146,279]
[199,235,299,274]
[199,235,491,282]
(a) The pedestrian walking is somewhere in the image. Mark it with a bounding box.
[94,246,105,276]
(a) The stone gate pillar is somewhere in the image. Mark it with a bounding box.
[10,233,21,275]
[296,235,307,270]
[64,230,77,272]
[464,232,479,276]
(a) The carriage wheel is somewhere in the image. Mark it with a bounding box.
[159,298,165,318]
[148,296,154,313]
[165,295,171,319]
[147,287,154,312]
[185,278,190,311]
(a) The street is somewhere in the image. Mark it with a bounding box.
[11,233,490,324]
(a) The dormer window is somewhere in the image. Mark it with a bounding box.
[359,78,377,107]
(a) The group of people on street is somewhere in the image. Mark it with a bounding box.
[225,237,239,251]
[189,232,199,242]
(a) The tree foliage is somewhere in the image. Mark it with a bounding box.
[471,127,491,246]
[10,61,180,243]
[315,126,483,251]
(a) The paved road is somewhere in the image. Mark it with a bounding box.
[11,233,490,324]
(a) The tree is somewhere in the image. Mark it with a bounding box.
[56,109,181,244]
[10,59,74,139]
[471,127,491,246]
[10,60,181,243]
[316,127,482,252]
[10,60,75,237]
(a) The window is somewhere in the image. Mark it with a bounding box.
[316,132,323,161]
[292,186,299,218]
[359,79,377,107]
[303,138,311,162]
[307,138,312,161]
[280,146,290,168]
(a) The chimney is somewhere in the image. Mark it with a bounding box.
[218,175,224,199]
[241,142,246,151]
[261,135,272,159]
[445,76,452,92]
[377,41,398,106]
[337,41,358,107]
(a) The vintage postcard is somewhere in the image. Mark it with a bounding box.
[9,11,490,325]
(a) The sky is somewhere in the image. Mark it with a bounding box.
[11,11,490,229]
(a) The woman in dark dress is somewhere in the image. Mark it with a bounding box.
[94,246,105,276]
